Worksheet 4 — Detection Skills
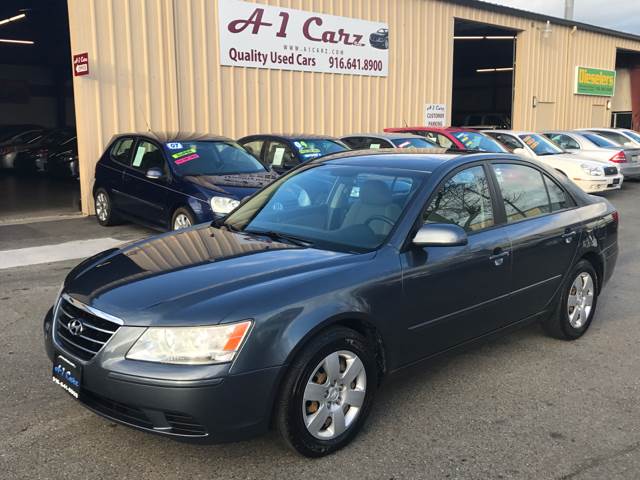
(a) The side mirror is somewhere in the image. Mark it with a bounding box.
[412,223,468,247]
[146,167,163,180]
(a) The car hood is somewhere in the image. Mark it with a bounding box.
[184,171,278,198]
[63,225,359,326]
[539,153,606,168]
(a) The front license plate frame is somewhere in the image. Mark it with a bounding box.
[52,353,82,399]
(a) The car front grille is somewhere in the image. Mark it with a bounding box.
[604,166,618,176]
[54,295,121,361]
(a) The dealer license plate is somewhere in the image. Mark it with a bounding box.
[52,354,82,399]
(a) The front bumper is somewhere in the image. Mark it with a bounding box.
[43,307,283,443]
[572,174,623,193]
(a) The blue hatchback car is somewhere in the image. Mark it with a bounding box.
[93,133,278,230]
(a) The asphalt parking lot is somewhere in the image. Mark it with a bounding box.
[1,182,639,480]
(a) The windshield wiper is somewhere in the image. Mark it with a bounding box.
[245,229,313,247]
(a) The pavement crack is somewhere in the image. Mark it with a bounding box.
[558,440,640,479]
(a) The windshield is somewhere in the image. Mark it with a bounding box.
[518,134,563,155]
[165,141,267,176]
[391,137,436,148]
[582,133,617,148]
[451,131,507,152]
[292,139,348,161]
[621,129,640,143]
[224,164,425,252]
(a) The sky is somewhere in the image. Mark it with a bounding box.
[481,0,640,35]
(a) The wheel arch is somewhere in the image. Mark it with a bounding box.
[267,312,387,427]
[579,250,604,294]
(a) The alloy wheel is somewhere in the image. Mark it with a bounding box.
[95,192,109,222]
[173,213,192,230]
[302,350,367,440]
[567,272,595,328]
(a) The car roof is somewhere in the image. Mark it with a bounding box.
[485,130,537,136]
[239,133,341,141]
[385,126,451,133]
[305,148,503,173]
[111,132,233,143]
[341,132,427,140]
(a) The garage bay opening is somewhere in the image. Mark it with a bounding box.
[452,19,517,130]
[0,0,78,223]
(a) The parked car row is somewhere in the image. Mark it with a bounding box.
[0,125,78,178]
[89,127,639,232]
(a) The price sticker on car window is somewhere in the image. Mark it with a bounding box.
[272,147,285,166]
[132,146,146,167]
[370,143,381,149]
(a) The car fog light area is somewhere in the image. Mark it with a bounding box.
[126,321,252,364]
[211,196,240,215]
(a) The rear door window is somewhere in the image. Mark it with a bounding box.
[492,164,551,222]
[544,175,574,211]
[546,133,580,150]
[110,138,135,165]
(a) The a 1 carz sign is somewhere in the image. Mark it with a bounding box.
[218,0,389,77]
[73,53,89,77]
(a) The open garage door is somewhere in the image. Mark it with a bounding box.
[0,0,79,223]
[451,19,517,130]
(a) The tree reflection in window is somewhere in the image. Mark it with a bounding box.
[424,166,494,232]
[493,164,551,222]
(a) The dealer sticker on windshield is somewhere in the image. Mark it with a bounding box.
[166,142,183,150]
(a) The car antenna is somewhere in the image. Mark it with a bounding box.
[403,119,408,127]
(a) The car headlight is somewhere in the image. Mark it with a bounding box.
[126,320,252,365]
[581,163,604,177]
[210,196,240,215]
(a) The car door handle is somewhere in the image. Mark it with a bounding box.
[489,249,510,266]
[561,230,577,243]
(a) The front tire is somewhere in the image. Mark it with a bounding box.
[275,327,377,457]
[171,207,195,230]
[542,259,599,340]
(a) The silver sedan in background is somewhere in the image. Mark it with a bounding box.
[543,130,640,179]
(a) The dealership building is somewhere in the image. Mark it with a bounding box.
[1,0,640,217]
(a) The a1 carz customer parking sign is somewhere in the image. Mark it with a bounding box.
[218,0,389,77]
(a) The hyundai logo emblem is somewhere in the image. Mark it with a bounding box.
[67,319,84,336]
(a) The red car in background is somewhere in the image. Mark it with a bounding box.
[384,127,508,153]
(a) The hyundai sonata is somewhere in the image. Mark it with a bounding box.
[44,150,618,456]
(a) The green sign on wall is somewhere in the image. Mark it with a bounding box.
[575,66,616,96]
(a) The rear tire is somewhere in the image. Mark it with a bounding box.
[542,259,599,340]
[275,327,377,457]
[171,207,195,230]
[94,188,119,226]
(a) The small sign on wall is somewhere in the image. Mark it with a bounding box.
[424,103,446,127]
[575,66,615,97]
[73,53,89,77]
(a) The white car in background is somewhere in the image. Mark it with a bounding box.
[484,130,623,193]
[578,128,640,148]
[543,130,640,179]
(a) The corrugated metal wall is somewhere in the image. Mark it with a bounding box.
[67,0,640,214]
